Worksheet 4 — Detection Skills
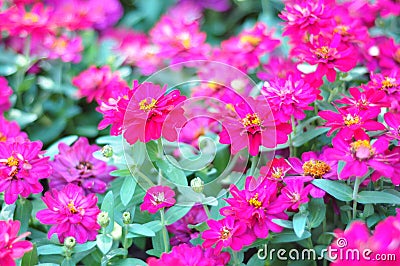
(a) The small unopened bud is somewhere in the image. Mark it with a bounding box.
[122,211,131,224]
[101,145,113,158]
[190,177,204,193]
[64,236,76,249]
[97,211,110,227]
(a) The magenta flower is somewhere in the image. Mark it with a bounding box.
[0,77,13,113]
[377,38,400,74]
[262,75,317,123]
[221,176,288,238]
[0,140,51,204]
[123,82,186,144]
[279,0,333,38]
[0,220,33,266]
[167,205,207,246]
[43,34,83,63]
[260,158,292,181]
[257,56,302,81]
[219,97,291,156]
[277,178,312,211]
[36,183,101,244]
[147,244,231,266]
[336,87,388,113]
[72,65,129,103]
[0,116,27,143]
[325,131,394,179]
[140,186,176,214]
[49,137,116,195]
[384,112,400,140]
[319,106,385,139]
[293,34,358,84]
[202,216,255,255]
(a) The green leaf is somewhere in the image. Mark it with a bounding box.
[44,136,78,160]
[37,244,64,255]
[164,204,194,225]
[188,221,209,232]
[120,176,137,206]
[271,219,293,229]
[22,244,38,266]
[356,191,400,204]
[293,128,329,147]
[7,109,38,128]
[73,241,96,253]
[96,234,113,254]
[156,159,188,186]
[113,258,147,266]
[271,230,311,243]
[308,198,326,228]
[146,141,159,162]
[61,258,75,266]
[0,202,16,220]
[101,191,115,233]
[311,179,353,201]
[362,204,374,218]
[143,220,162,233]
[127,224,156,238]
[150,231,165,257]
[293,212,308,238]
[14,199,33,234]
[110,169,131,177]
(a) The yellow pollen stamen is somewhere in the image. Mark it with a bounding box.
[6,156,19,167]
[225,103,235,112]
[242,113,262,127]
[314,46,330,59]
[139,98,157,112]
[52,39,67,50]
[0,133,7,142]
[351,140,375,160]
[240,35,261,46]
[302,159,331,178]
[208,82,221,91]
[333,25,349,35]
[343,114,361,126]
[151,192,165,205]
[248,193,262,208]
[220,226,231,240]
[23,12,39,23]
[67,201,78,214]
[381,77,396,89]
[271,168,284,179]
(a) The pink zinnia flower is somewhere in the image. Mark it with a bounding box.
[325,130,394,179]
[167,205,207,246]
[384,112,400,140]
[202,216,255,255]
[336,87,388,113]
[219,97,291,156]
[319,106,385,139]
[0,116,27,143]
[293,34,358,84]
[49,137,116,195]
[147,244,231,266]
[0,220,33,266]
[262,75,317,123]
[377,0,400,18]
[0,77,13,113]
[277,178,312,211]
[260,158,292,181]
[221,176,288,238]
[279,0,333,38]
[36,183,101,244]
[257,56,302,81]
[377,38,400,75]
[72,66,129,103]
[140,186,176,214]
[0,140,51,204]
[123,82,186,144]
[43,34,83,63]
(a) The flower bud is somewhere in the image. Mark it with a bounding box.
[122,211,131,224]
[97,211,110,228]
[190,177,204,193]
[101,145,113,158]
[64,236,76,249]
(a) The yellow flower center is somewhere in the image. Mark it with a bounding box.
[208,81,221,91]
[0,133,7,142]
[225,103,235,112]
[351,140,375,160]
[67,201,78,214]
[23,12,39,23]
[52,39,68,50]
[178,33,191,49]
[381,77,396,90]
[302,159,331,178]
[6,156,19,167]
[151,192,165,205]
[271,167,284,179]
[343,114,361,126]
[314,46,330,59]
[220,226,231,240]
[139,98,157,112]
[240,35,261,46]
[248,193,262,208]
[333,25,349,35]
[242,113,262,127]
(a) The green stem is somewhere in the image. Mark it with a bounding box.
[232,250,239,265]
[352,177,362,219]
[289,116,297,157]
[249,154,259,177]
[202,204,211,218]
[157,138,164,185]
[160,209,169,253]
[307,238,317,266]
[122,225,128,258]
